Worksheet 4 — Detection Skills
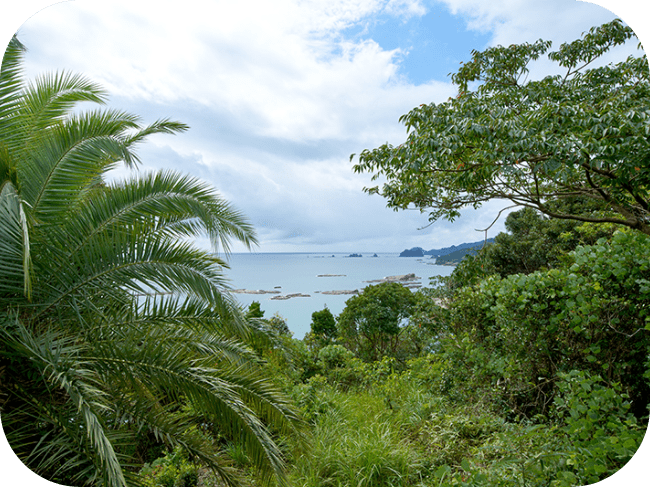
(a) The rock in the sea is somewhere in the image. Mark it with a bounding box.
[231,289,281,294]
[363,273,420,284]
[320,290,359,295]
[270,293,311,300]
[402,283,422,289]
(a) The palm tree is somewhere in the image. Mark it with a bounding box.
[0,36,302,487]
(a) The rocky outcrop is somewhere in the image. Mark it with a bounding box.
[364,273,420,284]
[270,293,311,300]
[231,289,281,294]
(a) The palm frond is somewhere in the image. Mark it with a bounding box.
[19,109,141,220]
[87,338,289,486]
[58,170,257,261]
[0,318,126,487]
[0,180,31,301]
[34,232,236,320]
[0,36,26,129]
[19,70,108,129]
[119,118,189,167]
[0,37,294,487]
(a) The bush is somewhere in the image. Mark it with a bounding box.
[550,370,645,486]
[438,231,650,417]
[140,447,199,487]
[318,344,355,369]
[337,282,418,362]
[291,375,335,423]
[311,307,338,344]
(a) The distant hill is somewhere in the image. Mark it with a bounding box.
[435,247,480,265]
[399,239,493,258]
[399,247,425,257]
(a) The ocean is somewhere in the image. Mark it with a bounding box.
[221,252,454,339]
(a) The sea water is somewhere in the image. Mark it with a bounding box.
[221,253,453,339]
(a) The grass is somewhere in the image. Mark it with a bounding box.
[290,388,421,487]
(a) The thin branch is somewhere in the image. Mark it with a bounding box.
[475,204,519,246]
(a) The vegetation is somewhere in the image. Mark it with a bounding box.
[441,200,620,285]
[3,19,649,487]
[309,307,337,346]
[352,20,650,235]
[266,225,647,487]
[0,36,303,487]
[281,19,649,487]
[337,282,418,362]
[433,247,480,266]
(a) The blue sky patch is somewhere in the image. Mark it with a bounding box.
[343,6,492,85]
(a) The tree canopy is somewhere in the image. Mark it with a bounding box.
[352,20,650,235]
[466,201,617,278]
[337,282,417,362]
[310,307,337,343]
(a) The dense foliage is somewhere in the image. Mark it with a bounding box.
[260,227,648,487]
[437,230,650,417]
[309,307,337,346]
[337,282,418,362]
[352,20,650,235]
[0,37,303,487]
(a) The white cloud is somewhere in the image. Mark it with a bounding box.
[429,0,644,89]
[8,0,650,254]
[18,0,454,144]
[384,0,427,18]
[436,0,611,40]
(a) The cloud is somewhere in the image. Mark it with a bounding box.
[436,0,614,41]
[11,0,647,253]
[429,0,644,92]
[20,1,455,143]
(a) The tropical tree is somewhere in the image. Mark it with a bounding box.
[0,36,303,487]
[246,301,266,319]
[352,20,650,235]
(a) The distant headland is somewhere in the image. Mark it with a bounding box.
[399,239,495,260]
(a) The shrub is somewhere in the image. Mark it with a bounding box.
[140,447,199,487]
[318,344,355,369]
[439,231,650,417]
[550,370,645,486]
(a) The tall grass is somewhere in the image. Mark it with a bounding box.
[290,389,422,487]
[286,355,646,487]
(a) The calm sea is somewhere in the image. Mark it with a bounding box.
[221,253,453,339]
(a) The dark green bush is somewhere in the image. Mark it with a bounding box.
[318,344,355,369]
[437,231,650,417]
[139,447,199,487]
[550,370,644,485]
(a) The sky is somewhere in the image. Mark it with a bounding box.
[2,0,649,255]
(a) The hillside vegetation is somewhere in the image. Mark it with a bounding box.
[2,20,649,487]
